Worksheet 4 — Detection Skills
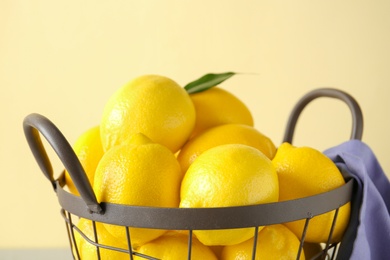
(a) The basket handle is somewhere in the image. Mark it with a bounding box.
[23,113,103,214]
[283,88,363,143]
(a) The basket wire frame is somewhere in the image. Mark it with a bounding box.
[23,88,363,260]
[61,206,341,260]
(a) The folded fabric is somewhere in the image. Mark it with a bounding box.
[324,140,390,260]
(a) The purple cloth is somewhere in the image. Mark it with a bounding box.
[324,140,390,260]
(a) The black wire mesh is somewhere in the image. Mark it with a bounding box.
[61,207,342,260]
[58,173,351,260]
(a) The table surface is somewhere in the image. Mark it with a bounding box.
[0,248,72,260]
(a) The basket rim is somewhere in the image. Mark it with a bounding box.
[56,175,354,230]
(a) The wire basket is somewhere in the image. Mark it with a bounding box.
[23,88,363,260]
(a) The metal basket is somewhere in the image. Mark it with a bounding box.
[23,88,363,260]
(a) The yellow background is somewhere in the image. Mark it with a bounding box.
[1,0,389,248]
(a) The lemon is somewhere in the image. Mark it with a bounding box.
[134,231,217,260]
[221,224,305,260]
[190,87,253,137]
[64,125,104,195]
[100,74,195,152]
[180,144,279,246]
[177,123,276,173]
[93,133,182,246]
[74,218,129,260]
[210,245,224,259]
[272,142,350,243]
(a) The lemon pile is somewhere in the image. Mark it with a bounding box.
[67,73,350,259]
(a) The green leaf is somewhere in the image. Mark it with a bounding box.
[184,72,235,94]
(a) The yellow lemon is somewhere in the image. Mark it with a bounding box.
[134,231,217,260]
[100,74,195,153]
[180,144,279,246]
[210,245,225,259]
[190,87,253,137]
[64,125,104,195]
[272,142,350,243]
[93,133,182,247]
[221,224,305,260]
[177,123,276,173]
[74,218,129,260]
